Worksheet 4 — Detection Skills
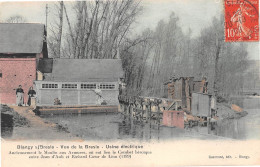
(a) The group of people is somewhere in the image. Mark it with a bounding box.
[16,85,36,106]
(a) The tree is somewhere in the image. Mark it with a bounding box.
[146,12,186,97]
[5,15,27,23]
[47,3,249,98]
[193,16,249,100]
[121,28,153,96]
[120,12,187,97]
[122,13,249,98]
[49,0,142,59]
[48,1,64,58]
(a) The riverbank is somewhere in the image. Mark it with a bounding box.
[1,105,79,141]
[1,105,29,138]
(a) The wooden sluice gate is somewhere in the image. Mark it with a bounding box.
[118,95,184,129]
[118,93,214,131]
[118,77,215,131]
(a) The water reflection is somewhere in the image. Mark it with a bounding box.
[41,113,196,141]
[216,118,246,139]
[41,108,260,141]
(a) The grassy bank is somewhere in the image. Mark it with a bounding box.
[1,104,79,141]
[1,104,29,138]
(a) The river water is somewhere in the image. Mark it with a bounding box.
[39,108,259,141]
[40,97,260,141]
[2,98,259,140]
[41,113,200,141]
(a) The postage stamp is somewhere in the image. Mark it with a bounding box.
[225,0,259,42]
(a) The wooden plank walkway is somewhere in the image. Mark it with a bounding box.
[36,105,119,115]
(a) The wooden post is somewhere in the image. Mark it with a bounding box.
[207,117,211,134]
[141,99,144,124]
[123,103,127,120]
[185,78,191,111]
[129,104,133,124]
[148,100,151,125]
[207,95,211,134]
[157,100,161,125]
[175,101,178,111]
[126,97,129,116]
[128,103,131,117]
[145,99,150,123]
[124,103,127,115]
[132,97,137,120]
[148,100,152,139]
[121,103,124,113]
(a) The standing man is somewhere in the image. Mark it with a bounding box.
[16,85,24,106]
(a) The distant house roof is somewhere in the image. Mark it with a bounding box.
[45,59,124,82]
[0,23,45,53]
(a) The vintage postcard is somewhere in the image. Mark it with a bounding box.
[0,0,259,166]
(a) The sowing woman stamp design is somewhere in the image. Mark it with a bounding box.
[225,0,259,41]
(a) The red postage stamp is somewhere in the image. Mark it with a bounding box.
[225,0,259,42]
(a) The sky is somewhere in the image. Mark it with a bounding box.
[0,0,259,60]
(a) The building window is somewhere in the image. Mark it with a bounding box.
[81,83,96,89]
[62,84,77,89]
[99,84,115,89]
[42,84,58,89]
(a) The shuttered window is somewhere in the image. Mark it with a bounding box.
[42,84,58,89]
[62,84,77,89]
[81,84,96,89]
[99,84,115,89]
